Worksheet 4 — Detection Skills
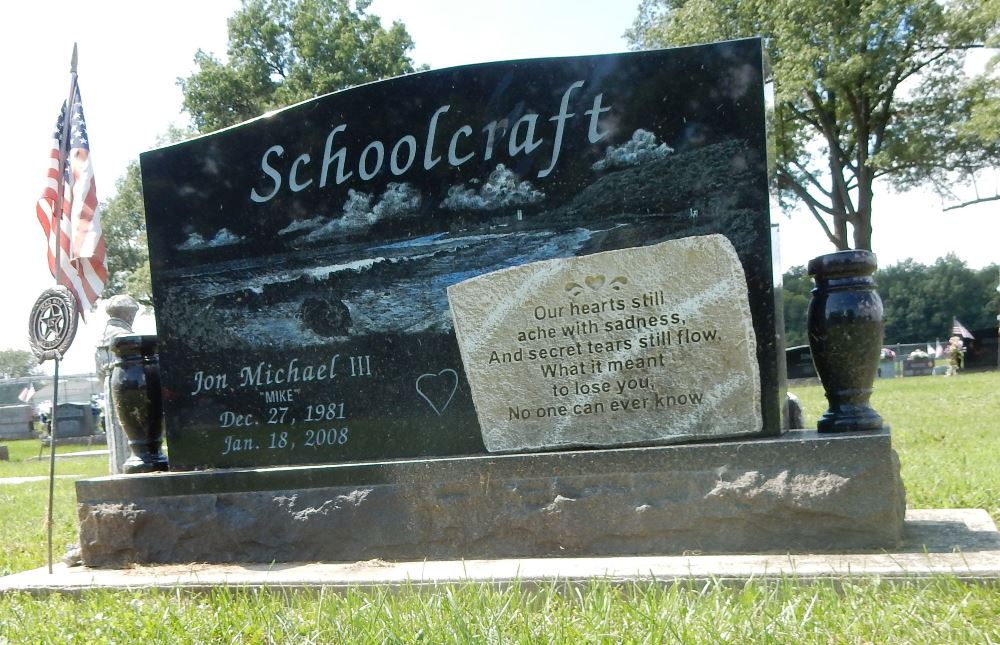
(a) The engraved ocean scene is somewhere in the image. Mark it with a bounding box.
[156,138,763,351]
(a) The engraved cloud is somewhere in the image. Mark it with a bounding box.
[177,228,245,250]
[591,129,674,171]
[440,164,545,211]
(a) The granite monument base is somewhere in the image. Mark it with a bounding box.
[0,427,35,441]
[76,429,905,568]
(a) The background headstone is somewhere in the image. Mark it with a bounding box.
[50,403,96,438]
[0,405,35,440]
[95,295,140,474]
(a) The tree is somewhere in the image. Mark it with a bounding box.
[628,0,1000,252]
[101,160,153,304]
[783,258,998,345]
[781,265,812,347]
[942,56,1000,210]
[782,254,1000,347]
[878,256,999,342]
[0,349,39,379]
[101,0,420,299]
[101,125,194,305]
[178,0,419,132]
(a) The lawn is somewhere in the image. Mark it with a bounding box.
[793,370,1000,519]
[0,440,107,577]
[1,371,998,642]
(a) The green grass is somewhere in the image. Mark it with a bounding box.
[793,370,1000,520]
[1,372,999,642]
[0,579,997,643]
[0,439,109,479]
[0,440,108,577]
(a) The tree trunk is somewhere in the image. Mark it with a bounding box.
[853,175,875,250]
[831,178,850,250]
[835,216,849,250]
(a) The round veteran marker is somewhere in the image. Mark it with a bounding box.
[29,286,79,362]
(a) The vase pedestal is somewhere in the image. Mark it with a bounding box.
[807,251,884,433]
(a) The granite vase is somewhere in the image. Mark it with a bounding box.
[807,250,884,432]
[110,334,168,473]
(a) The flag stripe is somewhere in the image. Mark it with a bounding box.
[952,319,975,340]
[35,84,105,315]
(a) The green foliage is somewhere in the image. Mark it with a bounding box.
[0,350,39,379]
[102,0,419,303]
[101,126,198,306]
[178,0,419,132]
[878,255,999,342]
[783,256,999,344]
[781,265,812,347]
[628,0,1000,252]
[100,161,152,304]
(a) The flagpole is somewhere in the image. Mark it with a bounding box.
[46,43,80,575]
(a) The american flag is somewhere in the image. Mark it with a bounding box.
[35,84,106,314]
[17,383,36,403]
[952,318,974,340]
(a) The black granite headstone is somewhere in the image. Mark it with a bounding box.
[785,345,818,380]
[141,38,783,469]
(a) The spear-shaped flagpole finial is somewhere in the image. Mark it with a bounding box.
[71,42,78,74]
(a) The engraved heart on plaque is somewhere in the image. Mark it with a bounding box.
[567,274,628,297]
[415,369,459,416]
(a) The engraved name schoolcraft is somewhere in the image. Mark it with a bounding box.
[248,80,612,203]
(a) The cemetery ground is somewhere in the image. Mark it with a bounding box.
[0,372,998,641]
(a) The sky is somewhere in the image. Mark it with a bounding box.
[1,0,996,376]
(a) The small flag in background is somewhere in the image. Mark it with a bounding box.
[952,319,975,340]
[35,84,106,314]
[17,384,36,403]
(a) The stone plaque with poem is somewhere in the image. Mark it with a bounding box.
[448,234,761,452]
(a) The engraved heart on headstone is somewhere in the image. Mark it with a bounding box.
[609,275,629,290]
[585,274,605,290]
[415,369,459,416]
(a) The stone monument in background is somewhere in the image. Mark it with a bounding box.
[94,294,140,474]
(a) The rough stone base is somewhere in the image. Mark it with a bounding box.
[76,429,906,568]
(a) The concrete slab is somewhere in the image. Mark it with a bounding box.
[0,475,84,486]
[39,435,107,449]
[54,449,108,459]
[26,449,108,462]
[1,509,997,595]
